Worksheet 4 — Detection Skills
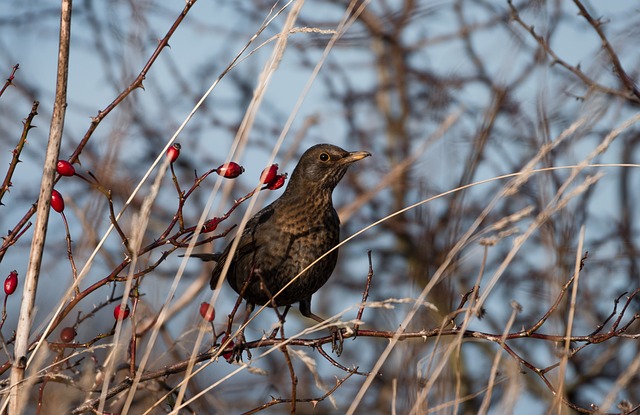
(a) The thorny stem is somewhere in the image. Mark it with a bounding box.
[238,374,357,415]
[0,296,8,331]
[61,283,640,415]
[0,101,39,214]
[67,0,199,167]
[4,280,640,415]
[279,326,297,415]
[571,0,640,101]
[315,345,368,376]
[169,163,185,231]
[353,250,373,334]
[106,189,132,256]
[0,0,198,272]
[0,64,19,98]
[508,1,640,104]
[452,285,481,328]
[0,218,234,375]
[524,252,588,336]
[0,162,258,371]
[129,287,140,377]
[610,289,639,331]
[158,167,218,240]
[1,167,638,415]
[60,212,80,297]
[588,291,627,337]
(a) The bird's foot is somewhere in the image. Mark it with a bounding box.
[232,331,252,362]
[330,326,344,356]
[219,331,251,362]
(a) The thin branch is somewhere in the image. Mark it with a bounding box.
[572,0,640,101]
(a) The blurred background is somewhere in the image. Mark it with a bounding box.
[1,0,639,413]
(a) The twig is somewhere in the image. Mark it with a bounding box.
[52,288,640,415]
[279,326,297,415]
[353,250,374,334]
[0,101,39,211]
[508,1,640,103]
[315,346,369,376]
[0,64,18,98]
[238,372,356,415]
[60,211,80,296]
[572,0,640,101]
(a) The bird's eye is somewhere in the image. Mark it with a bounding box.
[319,152,330,162]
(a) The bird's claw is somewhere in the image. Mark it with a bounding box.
[219,331,252,363]
[330,326,344,356]
[231,331,252,362]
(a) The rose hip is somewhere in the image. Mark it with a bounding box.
[60,327,77,343]
[4,271,18,295]
[259,164,278,184]
[56,160,76,176]
[219,334,235,361]
[166,143,181,163]
[266,173,287,190]
[113,304,131,320]
[50,189,65,213]
[199,302,216,322]
[216,162,244,178]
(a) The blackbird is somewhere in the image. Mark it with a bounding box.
[203,144,370,354]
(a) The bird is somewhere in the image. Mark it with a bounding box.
[200,144,370,356]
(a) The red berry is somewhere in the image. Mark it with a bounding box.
[199,302,216,322]
[266,173,287,190]
[60,327,76,343]
[216,162,244,178]
[219,334,234,361]
[56,160,76,176]
[202,217,221,233]
[4,271,18,295]
[166,143,181,163]
[259,164,278,184]
[113,304,130,320]
[50,189,65,213]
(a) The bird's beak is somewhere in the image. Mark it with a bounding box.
[343,150,371,164]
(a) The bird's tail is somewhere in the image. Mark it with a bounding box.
[179,253,222,262]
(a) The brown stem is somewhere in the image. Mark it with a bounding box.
[0,101,39,218]
[572,0,640,101]
[61,212,80,297]
[0,64,19,98]
[353,250,374,334]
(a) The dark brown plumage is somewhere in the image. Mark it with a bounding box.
[209,144,370,350]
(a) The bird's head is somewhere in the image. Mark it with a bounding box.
[285,144,371,194]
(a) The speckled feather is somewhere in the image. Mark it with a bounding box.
[210,144,370,315]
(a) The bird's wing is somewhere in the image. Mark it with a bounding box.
[209,204,275,290]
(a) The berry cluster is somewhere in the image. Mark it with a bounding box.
[3,143,292,370]
[49,160,76,213]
